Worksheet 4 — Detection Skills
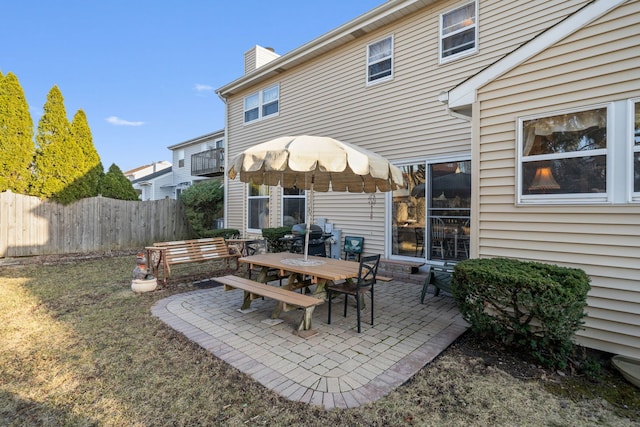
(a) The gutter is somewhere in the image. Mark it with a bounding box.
[216,0,438,97]
[217,90,230,230]
[442,0,626,117]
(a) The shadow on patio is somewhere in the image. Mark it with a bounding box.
[152,278,468,409]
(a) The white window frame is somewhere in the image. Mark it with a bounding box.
[439,1,478,63]
[243,84,279,124]
[517,104,612,205]
[177,149,185,168]
[629,98,640,202]
[247,183,270,232]
[385,154,471,264]
[281,188,306,226]
[202,138,223,151]
[366,35,394,85]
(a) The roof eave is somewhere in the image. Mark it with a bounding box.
[445,0,626,113]
[216,0,438,98]
[167,129,225,150]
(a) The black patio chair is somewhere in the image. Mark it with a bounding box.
[420,263,455,303]
[327,254,380,333]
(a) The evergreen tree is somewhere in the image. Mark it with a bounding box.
[33,85,77,199]
[71,109,103,198]
[0,72,35,194]
[100,163,138,200]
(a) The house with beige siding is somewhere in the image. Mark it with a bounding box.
[442,0,640,358]
[217,0,639,358]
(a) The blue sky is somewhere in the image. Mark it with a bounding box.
[1,0,384,172]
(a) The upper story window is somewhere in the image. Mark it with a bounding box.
[244,85,279,124]
[518,106,609,204]
[440,1,477,62]
[202,138,224,151]
[177,149,185,168]
[367,35,393,84]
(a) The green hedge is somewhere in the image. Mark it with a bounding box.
[201,228,240,239]
[452,257,590,368]
[261,227,291,253]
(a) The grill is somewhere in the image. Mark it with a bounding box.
[290,224,327,256]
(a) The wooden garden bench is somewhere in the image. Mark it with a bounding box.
[146,237,240,286]
[214,275,325,331]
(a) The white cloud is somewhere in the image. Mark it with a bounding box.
[194,83,214,93]
[106,116,145,126]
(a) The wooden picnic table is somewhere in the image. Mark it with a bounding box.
[238,252,363,319]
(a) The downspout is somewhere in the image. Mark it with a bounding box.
[217,91,230,231]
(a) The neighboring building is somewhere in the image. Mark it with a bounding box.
[131,167,174,201]
[217,0,640,358]
[125,161,173,200]
[124,161,171,181]
[166,129,225,199]
[126,130,225,201]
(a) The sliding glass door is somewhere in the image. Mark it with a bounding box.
[391,159,470,262]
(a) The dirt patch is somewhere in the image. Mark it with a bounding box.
[0,250,137,267]
[444,331,640,420]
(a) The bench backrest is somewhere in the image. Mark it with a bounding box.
[153,237,235,265]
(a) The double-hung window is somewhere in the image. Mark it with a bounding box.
[244,84,279,123]
[248,183,269,230]
[518,106,609,204]
[282,188,306,227]
[367,35,393,84]
[440,1,477,62]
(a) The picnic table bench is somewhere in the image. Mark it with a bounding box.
[214,275,325,331]
[146,237,240,286]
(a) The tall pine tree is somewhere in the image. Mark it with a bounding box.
[33,85,84,201]
[71,109,103,198]
[0,72,35,194]
[100,163,138,200]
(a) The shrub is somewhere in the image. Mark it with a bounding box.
[452,257,590,369]
[99,164,138,201]
[180,180,223,237]
[200,228,240,239]
[261,227,291,253]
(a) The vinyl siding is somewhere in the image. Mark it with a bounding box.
[476,0,640,357]
[223,0,588,253]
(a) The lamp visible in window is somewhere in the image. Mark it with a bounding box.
[529,166,560,192]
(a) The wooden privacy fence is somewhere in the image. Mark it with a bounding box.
[0,191,190,258]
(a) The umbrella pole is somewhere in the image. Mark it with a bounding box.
[303,181,314,261]
[304,225,310,261]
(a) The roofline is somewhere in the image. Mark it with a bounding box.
[444,0,626,113]
[131,167,173,184]
[216,0,438,98]
[124,160,171,175]
[167,129,225,150]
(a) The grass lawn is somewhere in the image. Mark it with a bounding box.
[1,254,638,426]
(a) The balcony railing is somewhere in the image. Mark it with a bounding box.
[191,148,224,177]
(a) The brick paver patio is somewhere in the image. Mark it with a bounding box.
[152,279,468,408]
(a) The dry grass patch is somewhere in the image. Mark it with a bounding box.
[1,255,638,426]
